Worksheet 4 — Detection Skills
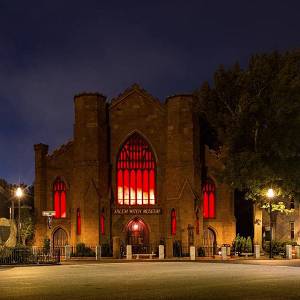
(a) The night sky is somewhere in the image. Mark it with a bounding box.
[1,0,300,184]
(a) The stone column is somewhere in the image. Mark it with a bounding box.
[126,245,132,260]
[96,245,101,260]
[254,245,260,259]
[286,245,292,260]
[190,246,196,261]
[253,202,263,246]
[159,245,165,260]
[226,246,231,256]
[295,245,300,259]
[113,236,120,258]
[221,246,227,260]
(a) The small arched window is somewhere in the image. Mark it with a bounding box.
[100,214,105,235]
[77,208,81,235]
[171,209,176,235]
[195,208,200,235]
[53,177,66,218]
[203,179,216,219]
[117,133,156,205]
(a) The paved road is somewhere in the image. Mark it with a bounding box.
[1,262,300,299]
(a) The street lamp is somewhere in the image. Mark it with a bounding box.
[15,187,24,245]
[266,188,275,259]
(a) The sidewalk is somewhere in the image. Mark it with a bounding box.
[60,256,300,267]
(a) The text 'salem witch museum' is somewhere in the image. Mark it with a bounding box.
[33,84,236,257]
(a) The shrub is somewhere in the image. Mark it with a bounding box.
[232,235,253,254]
[246,236,253,253]
[232,234,241,253]
[263,240,297,256]
[101,243,111,257]
[75,243,95,257]
[198,247,205,257]
[240,237,247,253]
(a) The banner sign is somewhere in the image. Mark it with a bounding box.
[113,208,162,215]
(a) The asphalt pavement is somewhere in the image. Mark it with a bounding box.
[1,261,300,299]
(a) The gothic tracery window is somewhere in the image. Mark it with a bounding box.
[117,133,156,205]
[53,177,66,218]
[203,179,216,219]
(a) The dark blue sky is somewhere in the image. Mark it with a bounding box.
[1,0,299,184]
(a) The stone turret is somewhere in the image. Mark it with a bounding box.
[72,93,109,245]
[34,143,49,245]
[165,94,202,254]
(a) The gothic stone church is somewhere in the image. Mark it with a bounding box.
[34,84,236,257]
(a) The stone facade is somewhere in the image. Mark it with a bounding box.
[261,201,300,245]
[33,84,236,255]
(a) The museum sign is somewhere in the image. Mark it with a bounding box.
[113,208,162,215]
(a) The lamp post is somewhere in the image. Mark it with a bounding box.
[15,187,24,245]
[266,188,275,259]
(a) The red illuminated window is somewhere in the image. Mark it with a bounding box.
[117,133,156,205]
[100,214,105,235]
[77,208,81,235]
[53,177,66,218]
[203,179,216,219]
[171,209,176,235]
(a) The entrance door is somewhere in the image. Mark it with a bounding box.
[126,218,149,254]
[53,228,68,255]
[203,228,217,256]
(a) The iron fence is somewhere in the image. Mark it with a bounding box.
[132,244,159,255]
[201,246,216,257]
[52,244,113,258]
[70,245,96,257]
[173,241,190,257]
[0,247,60,265]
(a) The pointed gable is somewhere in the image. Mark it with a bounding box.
[109,83,163,111]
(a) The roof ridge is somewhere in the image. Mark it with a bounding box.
[48,140,74,159]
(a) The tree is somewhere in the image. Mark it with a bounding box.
[20,208,35,246]
[0,179,11,218]
[196,51,300,204]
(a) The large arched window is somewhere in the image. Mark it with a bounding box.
[53,177,66,218]
[117,133,156,205]
[203,179,216,219]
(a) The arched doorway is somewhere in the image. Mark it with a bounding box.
[203,227,217,256]
[53,227,68,255]
[126,218,149,254]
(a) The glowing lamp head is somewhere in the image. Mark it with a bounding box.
[15,187,23,198]
[132,223,139,231]
[266,188,275,199]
